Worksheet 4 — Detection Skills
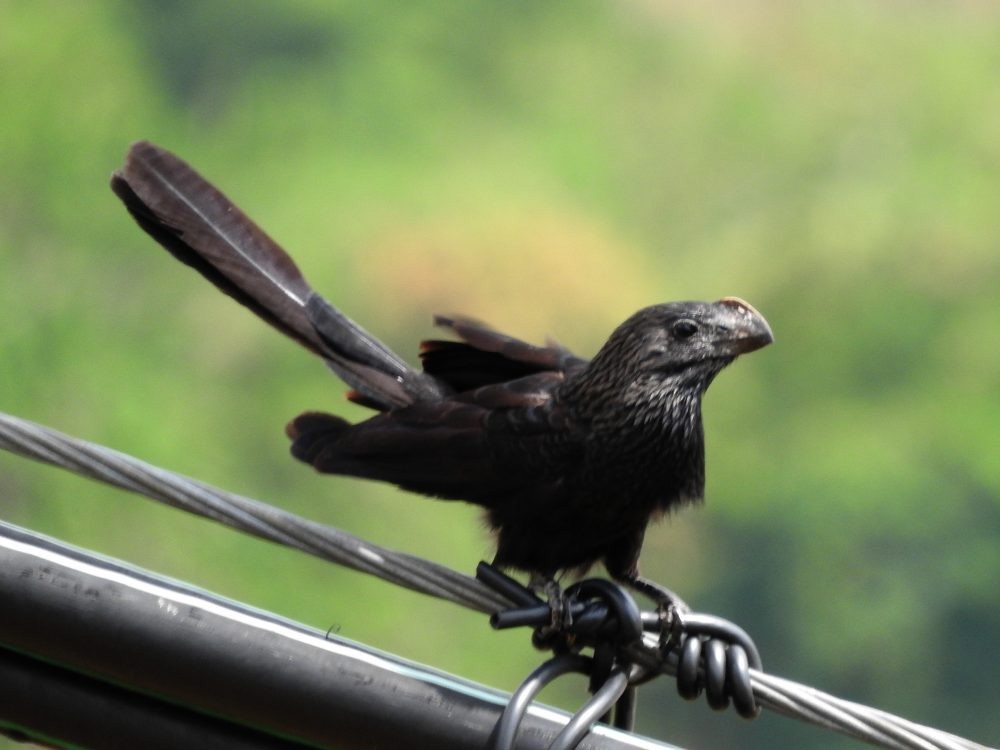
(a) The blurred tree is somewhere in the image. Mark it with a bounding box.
[1,1,997,748]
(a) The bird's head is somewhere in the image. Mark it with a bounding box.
[582,297,773,394]
[632,297,773,373]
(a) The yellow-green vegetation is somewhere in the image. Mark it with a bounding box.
[1,2,997,748]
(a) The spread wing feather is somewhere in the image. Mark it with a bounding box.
[420,315,587,392]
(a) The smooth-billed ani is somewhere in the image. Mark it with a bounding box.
[111,141,773,601]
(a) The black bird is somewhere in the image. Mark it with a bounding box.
[111,141,773,604]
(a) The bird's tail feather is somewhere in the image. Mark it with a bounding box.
[112,141,442,410]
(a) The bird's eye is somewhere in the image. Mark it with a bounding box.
[672,319,698,339]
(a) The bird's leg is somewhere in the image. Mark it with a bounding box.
[605,531,690,632]
[604,527,691,638]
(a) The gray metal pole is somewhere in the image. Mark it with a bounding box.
[0,521,680,750]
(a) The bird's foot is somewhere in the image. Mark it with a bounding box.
[621,575,690,640]
[530,574,574,632]
[475,564,584,652]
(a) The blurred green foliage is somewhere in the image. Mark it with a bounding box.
[1,2,998,748]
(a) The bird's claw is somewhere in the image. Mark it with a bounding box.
[535,578,574,634]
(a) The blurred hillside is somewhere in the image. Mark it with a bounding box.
[1,2,998,748]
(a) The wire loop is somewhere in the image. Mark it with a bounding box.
[477,562,763,747]
[489,654,592,750]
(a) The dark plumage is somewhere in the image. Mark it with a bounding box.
[111,141,773,593]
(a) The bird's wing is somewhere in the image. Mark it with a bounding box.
[289,401,497,498]
[419,315,588,392]
[288,371,578,504]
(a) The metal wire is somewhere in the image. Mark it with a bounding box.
[0,411,993,750]
[490,654,593,750]
[550,669,633,750]
[477,563,758,725]
[0,413,507,614]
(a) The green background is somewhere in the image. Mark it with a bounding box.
[2,2,998,748]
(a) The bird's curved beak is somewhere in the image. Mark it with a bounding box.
[713,297,774,356]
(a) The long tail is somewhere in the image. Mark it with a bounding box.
[111,141,443,410]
